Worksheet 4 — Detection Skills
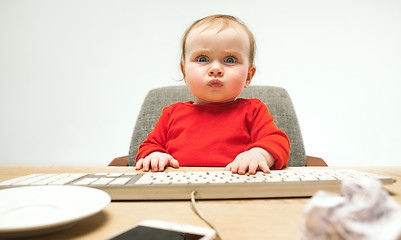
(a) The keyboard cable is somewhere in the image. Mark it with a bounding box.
[190,190,225,240]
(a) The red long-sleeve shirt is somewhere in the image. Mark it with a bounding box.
[136,98,290,169]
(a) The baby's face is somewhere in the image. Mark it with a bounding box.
[182,26,256,104]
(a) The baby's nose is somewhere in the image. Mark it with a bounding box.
[208,65,224,77]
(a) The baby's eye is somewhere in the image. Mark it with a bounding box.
[196,56,209,63]
[224,57,237,64]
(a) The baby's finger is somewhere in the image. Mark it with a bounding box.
[237,160,250,175]
[169,158,180,168]
[248,160,259,175]
[142,156,151,171]
[258,161,271,173]
[225,162,233,172]
[135,159,144,170]
[151,157,161,172]
[229,160,240,174]
[158,156,171,171]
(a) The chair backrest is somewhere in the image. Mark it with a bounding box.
[128,85,306,167]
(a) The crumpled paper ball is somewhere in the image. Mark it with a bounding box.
[300,177,401,240]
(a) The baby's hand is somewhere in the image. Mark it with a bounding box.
[225,148,274,175]
[135,152,179,172]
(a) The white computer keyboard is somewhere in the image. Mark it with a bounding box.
[0,168,395,200]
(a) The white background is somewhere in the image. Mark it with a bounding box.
[1,0,400,167]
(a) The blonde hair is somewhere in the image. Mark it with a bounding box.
[180,14,256,67]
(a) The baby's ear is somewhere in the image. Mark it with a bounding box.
[180,62,186,78]
[245,66,256,88]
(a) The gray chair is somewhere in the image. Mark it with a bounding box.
[109,85,326,167]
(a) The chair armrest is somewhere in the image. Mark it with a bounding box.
[306,155,328,167]
[108,155,129,166]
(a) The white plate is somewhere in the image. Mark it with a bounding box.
[0,185,110,238]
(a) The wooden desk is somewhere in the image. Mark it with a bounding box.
[0,165,400,240]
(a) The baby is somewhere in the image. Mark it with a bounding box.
[135,15,290,175]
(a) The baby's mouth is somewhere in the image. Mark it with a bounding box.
[207,79,224,88]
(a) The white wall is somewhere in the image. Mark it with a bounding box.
[1,0,400,167]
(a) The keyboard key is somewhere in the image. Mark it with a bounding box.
[108,173,123,177]
[124,172,138,176]
[91,178,115,185]
[73,178,98,185]
[50,173,88,185]
[110,177,131,185]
